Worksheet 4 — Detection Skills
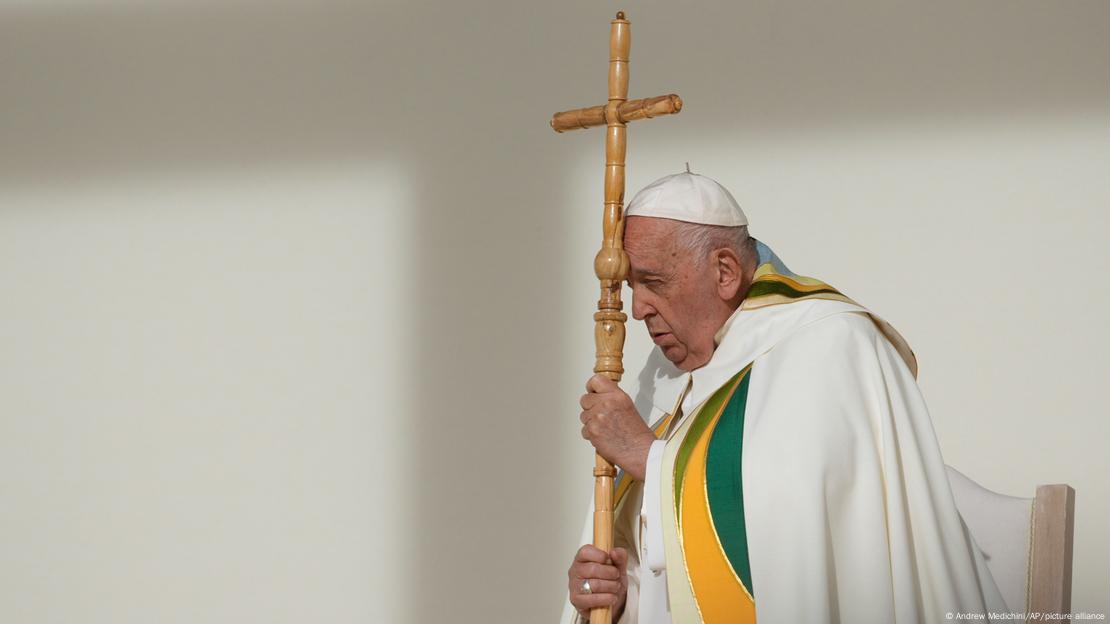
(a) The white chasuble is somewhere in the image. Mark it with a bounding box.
[562,242,1007,623]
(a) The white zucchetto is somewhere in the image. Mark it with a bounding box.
[624,171,748,227]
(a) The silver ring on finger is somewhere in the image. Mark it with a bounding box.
[579,578,592,595]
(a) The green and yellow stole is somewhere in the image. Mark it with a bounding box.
[661,243,859,622]
[665,367,756,623]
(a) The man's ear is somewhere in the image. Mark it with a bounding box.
[714,248,744,301]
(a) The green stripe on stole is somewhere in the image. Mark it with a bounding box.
[706,369,755,595]
[673,372,741,519]
[745,279,841,301]
[672,366,756,615]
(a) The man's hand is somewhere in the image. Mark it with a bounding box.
[580,374,655,481]
[567,545,629,619]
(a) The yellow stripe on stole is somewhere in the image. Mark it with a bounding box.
[679,393,757,623]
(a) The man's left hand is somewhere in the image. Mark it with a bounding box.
[580,374,655,481]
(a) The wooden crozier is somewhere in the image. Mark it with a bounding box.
[550,12,682,624]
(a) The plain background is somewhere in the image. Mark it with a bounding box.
[1,1,1107,622]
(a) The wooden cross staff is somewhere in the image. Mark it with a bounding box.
[550,11,682,624]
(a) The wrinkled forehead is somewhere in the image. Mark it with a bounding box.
[624,216,687,271]
[623,215,680,249]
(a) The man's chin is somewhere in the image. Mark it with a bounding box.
[660,345,688,368]
[662,347,709,372]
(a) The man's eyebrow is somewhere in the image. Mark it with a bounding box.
[629,267,667,279]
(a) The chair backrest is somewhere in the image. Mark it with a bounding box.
[944,465,1076,615]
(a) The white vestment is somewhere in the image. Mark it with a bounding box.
[562,296,1009,623]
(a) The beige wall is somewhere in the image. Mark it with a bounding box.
[1,1,1107,622]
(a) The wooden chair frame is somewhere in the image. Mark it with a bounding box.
[1029,484,1076,615]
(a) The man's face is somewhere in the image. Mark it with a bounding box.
[624,216,724,371]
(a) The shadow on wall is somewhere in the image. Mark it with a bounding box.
[3,0,1109,189]
[2,3,590,621]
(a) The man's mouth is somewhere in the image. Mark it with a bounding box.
[651,331,671,344]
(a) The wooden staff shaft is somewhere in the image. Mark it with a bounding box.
[551,94,683,133]
[588,13,630,624]
[549,10,682,622]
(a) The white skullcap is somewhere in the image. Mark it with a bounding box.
[625,171,748,227]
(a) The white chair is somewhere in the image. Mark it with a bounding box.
[945,465,1076,615]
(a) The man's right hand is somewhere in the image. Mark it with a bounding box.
[567,545,629,619]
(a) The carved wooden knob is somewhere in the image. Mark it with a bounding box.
[594,248,628,281]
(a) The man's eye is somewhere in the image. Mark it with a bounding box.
[629,277,663,289]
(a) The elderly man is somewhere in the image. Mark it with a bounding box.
[561,172,1007,623]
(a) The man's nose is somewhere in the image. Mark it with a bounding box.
[630,288,652,321]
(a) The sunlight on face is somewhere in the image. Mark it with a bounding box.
[623,216,727,371]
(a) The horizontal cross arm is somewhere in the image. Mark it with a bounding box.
[550,93,683,133]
